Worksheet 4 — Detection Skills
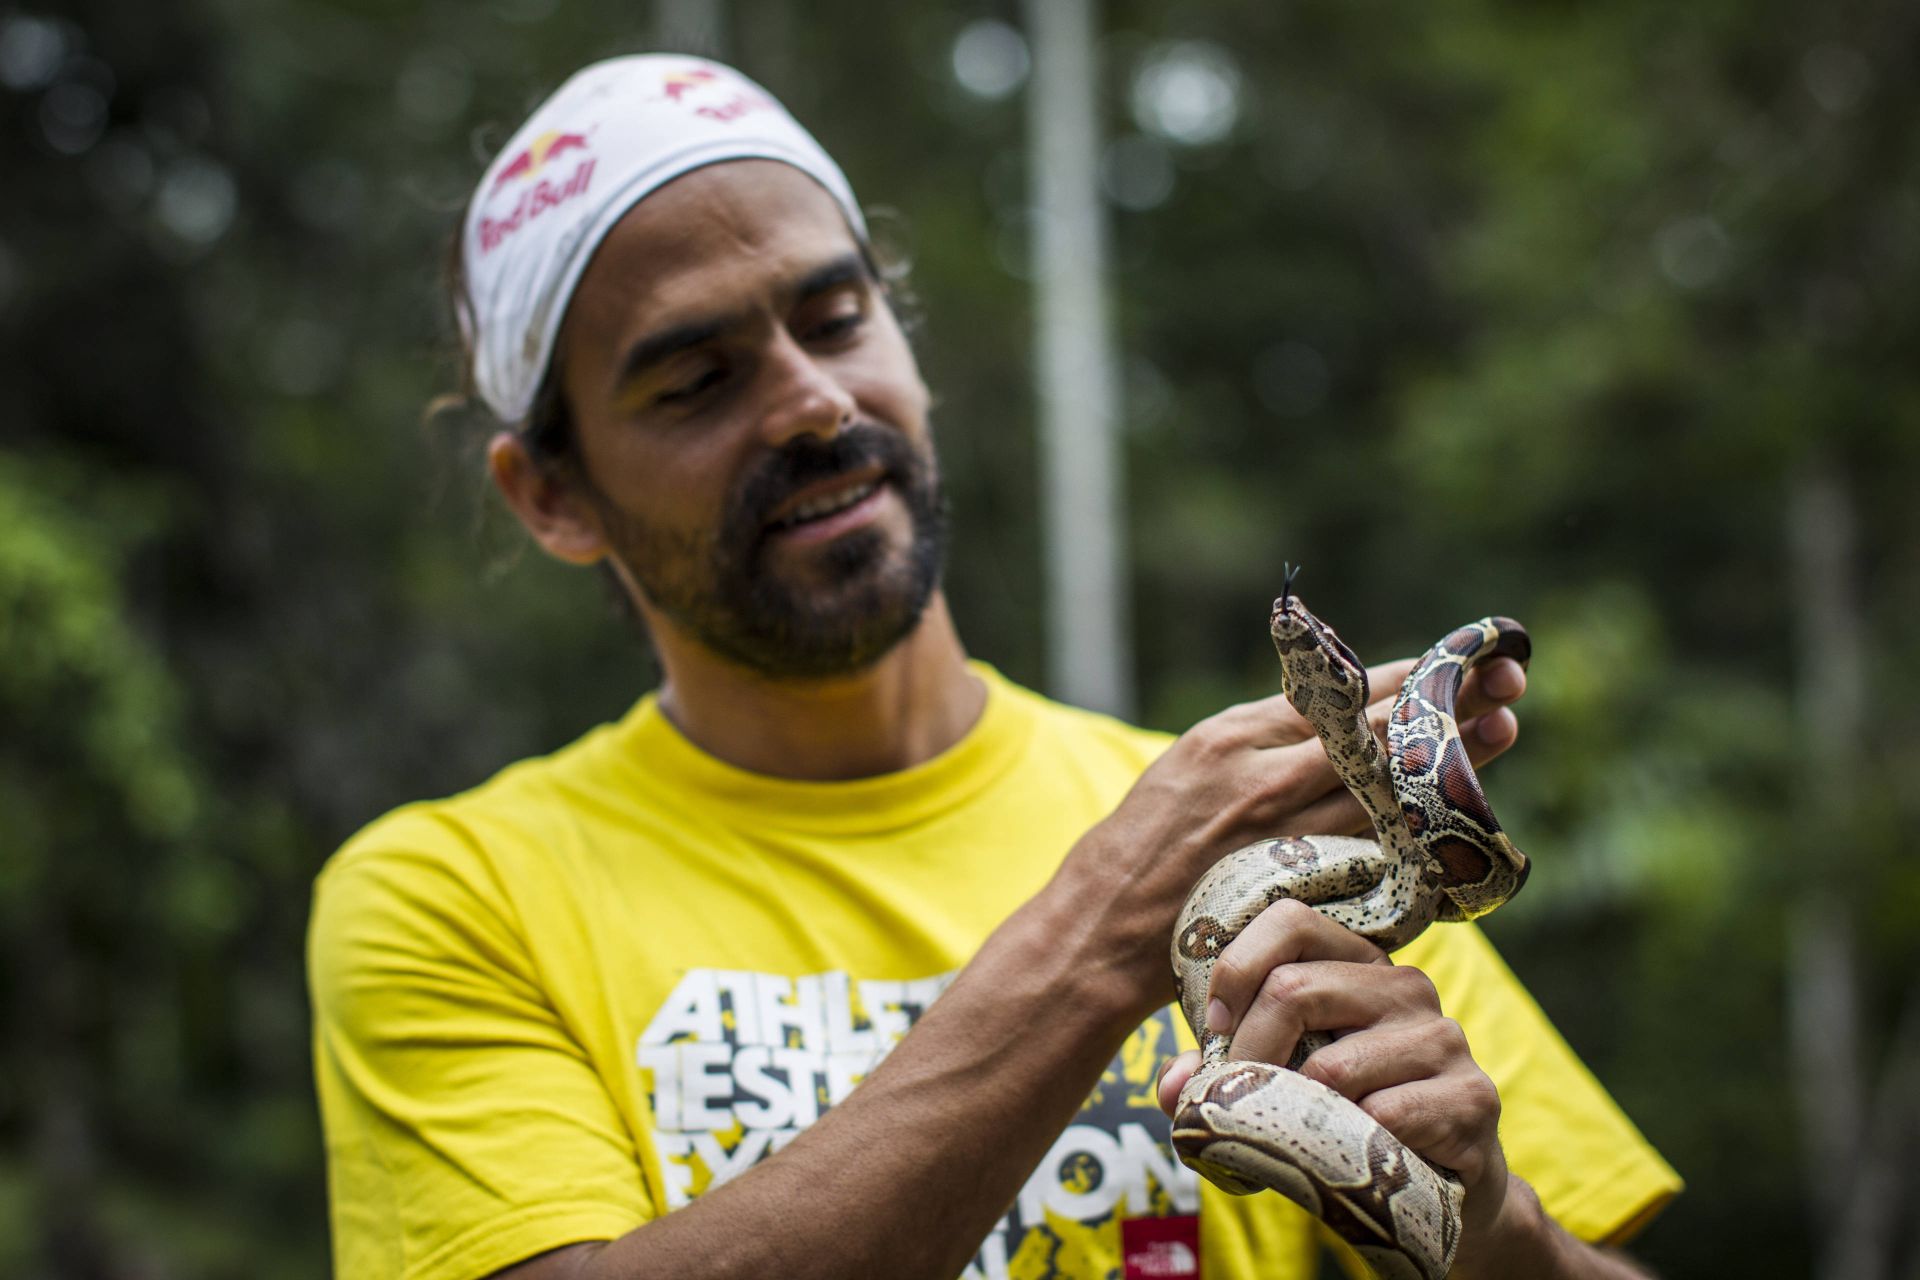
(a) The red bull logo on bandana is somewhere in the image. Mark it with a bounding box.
[478,129,597,256]
[460,54,868,423]
[661,68,718,101]
[656,64,774,124]
[491,130,591,192]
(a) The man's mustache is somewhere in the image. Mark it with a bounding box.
[728,425,919,539]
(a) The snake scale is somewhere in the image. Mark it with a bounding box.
[1170,578,1532,1279]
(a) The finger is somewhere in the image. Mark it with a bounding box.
[1459,706,1519,763]
[1271,705,1522,841]
[1232,655,1463,740]
[1269,784,1371,839]
[1463,656,1527,711]
[1362,656,1526,744]
[1363,658,1418,708]
[1211,688,1315,748]
[1297,1017,1469,1103]
[1156,1049,1201,1117]
[1224,956,1443,1067]
[1219,654,1447,750]
[1229,653,1527,757]
[1357,1069,1503,1186]
[1208,897,1387,1026]
[1361,662,1415,744]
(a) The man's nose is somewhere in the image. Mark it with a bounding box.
[758,334,856,447]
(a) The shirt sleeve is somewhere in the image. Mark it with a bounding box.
[308,814,654,1280]
[1397,922,1683,1245]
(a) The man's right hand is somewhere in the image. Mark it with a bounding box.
[1056,652,1526,1027]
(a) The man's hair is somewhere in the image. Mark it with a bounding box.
[430,230,580,479]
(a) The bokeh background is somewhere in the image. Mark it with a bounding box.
[4,0,1917,1276]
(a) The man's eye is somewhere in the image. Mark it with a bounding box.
[805,307,865,343]
[656,367,725,404]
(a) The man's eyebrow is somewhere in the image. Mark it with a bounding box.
[792,252,873,301]
[610,252,875,396]
[611,313,739,396]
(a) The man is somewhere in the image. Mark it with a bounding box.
[309,55,1679,1280]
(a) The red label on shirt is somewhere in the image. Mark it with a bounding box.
[1122,1214,1200,1279]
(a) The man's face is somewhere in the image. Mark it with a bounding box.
[550,161,946,679]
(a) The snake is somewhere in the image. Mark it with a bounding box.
[1169,575,1532,1279]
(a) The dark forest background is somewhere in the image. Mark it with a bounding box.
[4,0,1917,1275]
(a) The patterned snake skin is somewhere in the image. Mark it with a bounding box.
[1170,579,1532,1279]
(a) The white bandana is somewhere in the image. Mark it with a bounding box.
[458,55,868,423]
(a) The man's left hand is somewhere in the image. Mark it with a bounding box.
[1154,897,1510,1241]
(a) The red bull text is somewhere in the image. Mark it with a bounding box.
[656,66,773,124]
[478,157,596,256]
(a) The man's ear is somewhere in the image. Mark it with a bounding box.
[487,431,609,565]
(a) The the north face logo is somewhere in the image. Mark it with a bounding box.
[1122,1215,1200,1279]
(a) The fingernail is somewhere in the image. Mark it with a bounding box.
[1484,662,1521,700]
[1206,998,1231,1033]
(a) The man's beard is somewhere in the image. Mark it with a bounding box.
[592,423,949,679]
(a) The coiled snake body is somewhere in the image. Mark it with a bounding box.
[1170,585,1532,1279]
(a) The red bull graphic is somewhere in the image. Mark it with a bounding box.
[661,68,718,101]
[656,65,773,124]
[490,130,591,193]
[478,129,597,256]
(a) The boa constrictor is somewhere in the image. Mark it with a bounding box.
[1170,580,1533,1280]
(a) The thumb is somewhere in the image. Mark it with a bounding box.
[1157,1050,1202,1117]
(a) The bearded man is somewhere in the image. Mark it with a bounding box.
[308,55,1678,1280]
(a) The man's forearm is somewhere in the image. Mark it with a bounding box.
[1454,1175,1655,1280]
[551,854,1160,1280]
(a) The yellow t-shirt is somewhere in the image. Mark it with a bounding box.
[309,663,1678,1280]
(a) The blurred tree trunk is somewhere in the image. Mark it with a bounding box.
[24,919,111,1279]
[1023,0,1132,718]
[1787,455,1916,1279]
[654,0,728,56]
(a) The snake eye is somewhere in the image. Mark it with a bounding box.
[1325,630,1366,687]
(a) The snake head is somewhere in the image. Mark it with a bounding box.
[1271,589,1369,705]
[1269,576,1315,652]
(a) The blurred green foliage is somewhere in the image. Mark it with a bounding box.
[3,0,1917,1275]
